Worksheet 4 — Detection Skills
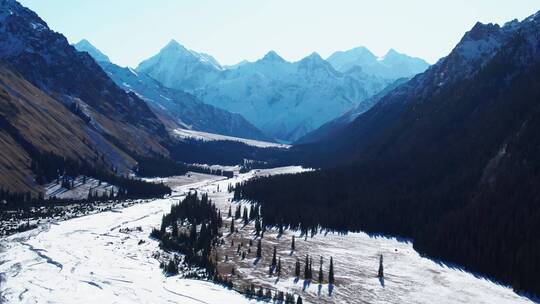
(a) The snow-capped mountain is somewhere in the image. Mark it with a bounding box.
[74,39,110,63]
[296,77,409,144]
[327,47,430,79]
[137,40,222,91]
[138,43,398,142]
[74,40,271,141]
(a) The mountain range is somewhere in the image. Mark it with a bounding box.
[137,40,429,142]
[74,40,270,141]
[240,11,540,296]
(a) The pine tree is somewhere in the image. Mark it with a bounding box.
[329,256,335,285]
[255,217,261,236]
[272,246,277,267]
[291,235,295,251]
[160,215,167,235]
[304,255,310,280]
[296,295,303,304]
[318,256,323,284]
[277,257,282,277]
[243,206,249,225]
[256,239,262,258]
[166,260,178,275]
[230,218,235,234]
[378,254,384,278]
[295,258,301,277]
[172,220,179,237]
[235,205,241,219]
[309,258,313,280]
[190,222,197,244]
[228,205,232,218]
[249,204,256,220]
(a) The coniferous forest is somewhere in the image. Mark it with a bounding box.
[233,39,540,296]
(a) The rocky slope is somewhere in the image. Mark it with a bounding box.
[0,0,172,194]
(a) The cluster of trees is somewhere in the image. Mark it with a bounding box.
[0,188,33,205]
[233,147,540,295]
[29,151,171,202]
[186,165,234,178]
[243,284,303,304]
[134,154,236,178]
[151,192,223,275]
[168,138,289,167]
[134,155,188,177]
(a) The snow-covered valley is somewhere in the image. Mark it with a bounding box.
[0,168,536,304]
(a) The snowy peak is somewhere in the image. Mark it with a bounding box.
[74,39,110,63]
[156,39,222,70]
[136,40,223,90]
[382,48,403,60]
[261,50,286,63]
[347,46,378,60]
[303,52,324,61]
[162,39,185,52]
[327,45,429,78]
[297,52,336,74]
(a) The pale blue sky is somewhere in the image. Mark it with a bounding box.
[19,0,540,67]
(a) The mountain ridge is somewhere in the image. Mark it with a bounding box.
[137,42,424,141]
[74,40,272,141]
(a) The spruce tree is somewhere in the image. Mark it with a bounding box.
[309,258,313,280]
[256,239,262,258]
[378,254,384,278]
[272,246,277,267]
[230,218,235,234]
[295,258,301,277]
[318,256,323,284]
[235,205,241,219]
[291,235,295,251]
[329,256,335,285]
[255,217,261,236]
[277,257,282,277]
[228,205,232,218]
[172,220,179,237]
[243,206,249,225]
[304,255,310,280]
[296,296,303,304]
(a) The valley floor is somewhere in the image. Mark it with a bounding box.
[0,168,535,304]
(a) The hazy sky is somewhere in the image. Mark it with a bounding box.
[19,0,540,67]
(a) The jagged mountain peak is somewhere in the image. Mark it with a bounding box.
[336,46,377,60]
[261,50,286,62]
[327,45,429,78]
[383,48,401,58]
[162,39,188,53]
[74,39,110,63]
[305,51,323,60]
[148,39,222,70]
[464,22,501,41]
